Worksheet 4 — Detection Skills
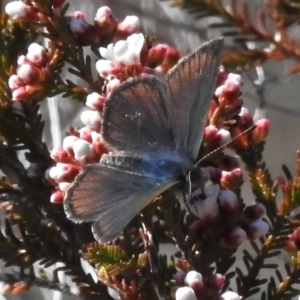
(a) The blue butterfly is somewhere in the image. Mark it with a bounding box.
[64,37,224,243]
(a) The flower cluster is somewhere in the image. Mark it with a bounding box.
[46,124,107,203]
[204,68,269,153]
[174,270,240,300]
[8,43,50,101]
[189,184,269,248]
[5,0,65,22]
[183,68,270,247]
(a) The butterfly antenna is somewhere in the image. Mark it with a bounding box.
[195,124,256,167]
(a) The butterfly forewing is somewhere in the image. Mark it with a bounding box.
[102,76,175,153]
[64,163,178,242]
[166,37,224,161]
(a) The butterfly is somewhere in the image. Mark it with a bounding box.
[64,37,224,243]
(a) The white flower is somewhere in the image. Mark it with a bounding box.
[59,182,72,192]
[27,43,47,67]
[63,136,78,153]
[184,270,203,287]
[239,106,250,117]
[221,291,240,300]
[5,1,31,19]
[118,16,140,33]
[218,129,231,145]
[188,184,220,219]
[229,227,247,244]
[96,33,145,77]
[72,139,94,161]
[175,287,197,300]
[218,190,238,208]
[248,219,270,239]
[86,92,105,111]
[100,43,116,61]
[95,6,112,21]
[227,73,243,85]
[80,110,101,130]
[69,18,90,34]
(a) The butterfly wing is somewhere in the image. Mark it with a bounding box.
[102,76,176,153]
[166,37,224,161]
[64,161,178,243]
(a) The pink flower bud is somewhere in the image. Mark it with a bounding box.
[67,11,91,35]
[220,168,243,190]
[49,163,80,183]
[227,73,242,85]
[106,78,121,95]
[26,43,48,68]
[96,59,119,78]
[251,119,270,144]
[8,75,24,90]
[12,86,27,101]
[173,270,187,285]
[184,271,203,292]
[63,135,78,156]
[207,273,226,290]
[5,1,38,21]
[79,126,93,143]
[50,190,64,204]
[117,16,140,36]
[175,287,197,300]
[155,46,180,74]
[148,44,168,66]
[86,92,106,112]
[72,139,94,162]
[58,182,72,192]
[45,168,56,186]
[216,66,227,86]
[12,84,44,101]
[245,219,269,240]
[218,190,238,212]
[221,291,240,300]
[244,203,266,220]
[219,227,247,248]
[50,147,73,163]
[17,55,29,66]
[17,64,41,83]
[238,107,253,126]
[220,79,241,100]
[217,129,231,145]
[141,66,155,75]
[203,126,227,152]
[203,125,218,141]
[91,132,107,157]
[95,6,112,22]
[215,85,224,97]
[80,110,101,131]
[94,6,117,36]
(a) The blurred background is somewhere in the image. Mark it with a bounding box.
[3,0,300,299]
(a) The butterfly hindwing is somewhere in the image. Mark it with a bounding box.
[64,161,178,242]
